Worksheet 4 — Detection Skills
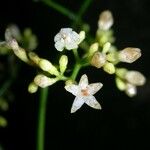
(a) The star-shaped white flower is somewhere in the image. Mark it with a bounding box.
[65,74,103,113]
[54,28,80,51]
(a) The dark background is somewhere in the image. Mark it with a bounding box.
[0,0,150,149]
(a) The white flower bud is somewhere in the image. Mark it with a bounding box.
[103,62,115,74]
[54,28,80,51]
[98,10,114,30]
[90,51,106,68]
[34,74,58,88]
[59,55,68,74]
[125,83,137,97]
[118,47,141,63]
[39,59,59,76]
[125,71,146,86]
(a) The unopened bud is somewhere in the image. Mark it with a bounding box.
[88,43,99,57]
[115,68,127,79]
[34,74,58,88]
[59,55,68,74]
[102,42,111,53]
[125,71,146,86]
[39,59,59,76]
[103,62,115,74]
[7,39,19,50]
[28,52,40,64]
[118,47,141,63]
[28,82,38,93]
[79,31,85,43]
[91,51,106,68]
[125,83,137,97]
[98,10,114,30]
[115,77,126,91]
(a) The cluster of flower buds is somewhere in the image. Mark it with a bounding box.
[116,68,146,97]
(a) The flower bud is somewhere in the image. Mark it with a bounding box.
[90,51,106,68]
[59,55,68,74]
[28,82,38,93]
[118,47,141,63]
[34,74,58,88]
[79,31,85,43]
[88,43,99,57]
[98,10,114,30]
[28,52,40,64]
[115,68,127,79]
[115,77,126,91]
[103,62,115,74]
[125,83,137,97]
[39,59,59,76]
[125,71,146,86]
[102,42,111,53]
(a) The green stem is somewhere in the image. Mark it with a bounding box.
[71,63,81,80]
[42,0,77,21]
[37,87,49,150]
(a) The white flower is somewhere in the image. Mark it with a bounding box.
[65,74,103,113]
[54,28,80,51]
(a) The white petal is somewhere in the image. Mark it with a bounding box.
[65,41,78,50]
[54,33,62,42]
[71,31,80,44]
[85,95,102,110]
[65,84,79,96]
[71,97,85,113]
[60,28,72,34]
[54,40,65,51]
[88,83,103,95]
[79,74,88,89]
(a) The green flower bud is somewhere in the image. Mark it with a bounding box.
[102,42,111,53]
[115,77,126,91]
[79,31,85,43]
[39,59,59,76]
[28,82,38,93]
[88,43,99,57]
[103,62,115,74]
[115,68,128,79]
[59,55,68,74]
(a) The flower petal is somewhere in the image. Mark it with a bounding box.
[85,95,102,110]
[54,40,65,51]
[79,74,88,89]
[65,84,79,96]
[71,97,85,113]
[88,83,103,95]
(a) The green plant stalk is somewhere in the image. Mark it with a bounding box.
[37,87,49,150]
[71,63,81,81]
[42,0,77,21]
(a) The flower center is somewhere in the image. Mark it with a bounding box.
[81,88,89,96]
